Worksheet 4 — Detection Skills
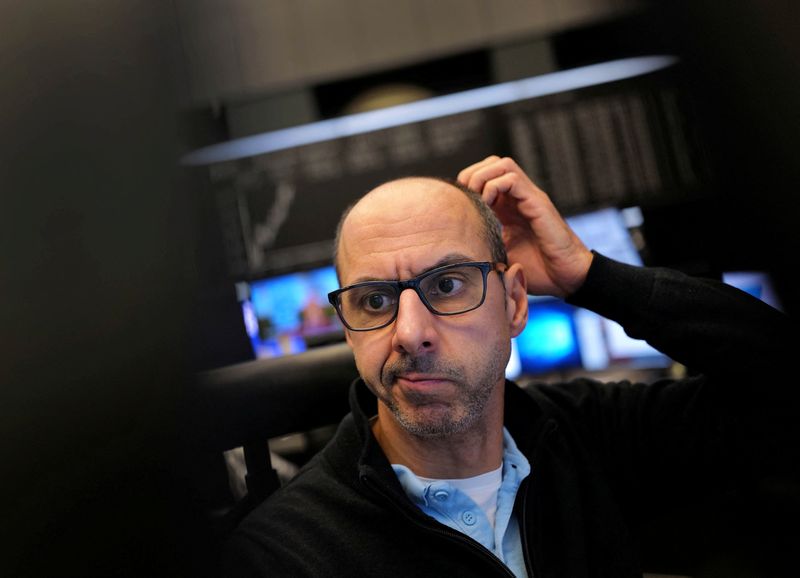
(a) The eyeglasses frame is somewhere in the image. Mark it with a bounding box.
[327,261,507,332]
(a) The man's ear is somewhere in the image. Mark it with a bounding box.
[503,263,528,338]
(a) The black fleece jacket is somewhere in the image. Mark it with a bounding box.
[223,254,795,577]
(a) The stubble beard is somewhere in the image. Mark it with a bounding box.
[371,349,507,438]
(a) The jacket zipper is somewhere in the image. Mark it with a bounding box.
[361,473,517,578]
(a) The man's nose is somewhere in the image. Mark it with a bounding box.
[391,288,437,355]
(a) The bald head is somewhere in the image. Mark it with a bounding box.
[333,177,506,281]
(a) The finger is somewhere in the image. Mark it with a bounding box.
[456,155,501,186]
[466,157,528,205]
[464,156,527,194]
[482,171,558,225]
[464,160,516,202]
[478,171,519,208]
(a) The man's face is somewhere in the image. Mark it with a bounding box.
[337,178,525,438]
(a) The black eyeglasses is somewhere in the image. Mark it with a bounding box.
[328,261,506,331]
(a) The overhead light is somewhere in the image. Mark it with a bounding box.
[180,55,679,166]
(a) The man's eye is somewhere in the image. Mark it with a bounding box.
[438,277,456,293]
[362,291,392,312]
[430,275,465,296]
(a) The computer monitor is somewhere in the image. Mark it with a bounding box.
[506,295,673,379]
[511,297,584,376]
[236,264,343,359]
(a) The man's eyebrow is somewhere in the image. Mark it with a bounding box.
[424,253,476,273]
[349,253,476,284]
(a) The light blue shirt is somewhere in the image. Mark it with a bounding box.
[392,427,531,577]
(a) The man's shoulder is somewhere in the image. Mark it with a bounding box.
[231,415,372,539]
[222,446,398,577]
[510,375,664,420]
[237,459,335,525]
[512,376,617,404]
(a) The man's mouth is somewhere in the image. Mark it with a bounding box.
[397,373,449,383]
[394,374,453,401]
[382,356,460,393]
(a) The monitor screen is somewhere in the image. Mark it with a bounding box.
[565,205,643,267]
[513,298,584,375]
[507,296,672,379]
[236,265,343,359]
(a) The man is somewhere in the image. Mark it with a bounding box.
[224,156,794,577]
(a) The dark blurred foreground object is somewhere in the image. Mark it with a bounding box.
[182,343,357,576]
[0,3,198,576]
[652,0,800,315]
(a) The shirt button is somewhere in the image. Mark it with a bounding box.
[461,511,477,526]
[433,490,449,501]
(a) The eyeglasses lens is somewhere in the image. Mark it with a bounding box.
[337,264,487,330]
